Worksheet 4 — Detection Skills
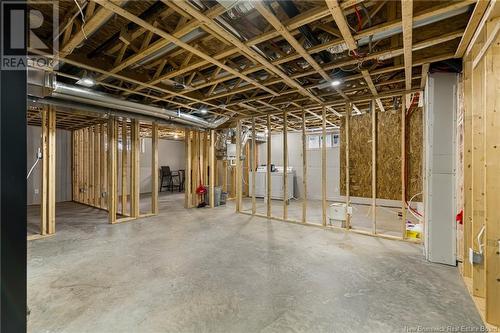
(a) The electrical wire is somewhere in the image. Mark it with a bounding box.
[26,153,41,180]
[73,0,88,40]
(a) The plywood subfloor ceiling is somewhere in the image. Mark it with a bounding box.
[29,0,479,131]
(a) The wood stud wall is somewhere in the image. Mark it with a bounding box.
[237,99,420,243]
[459,2,500,328]
[40,106,56,235]
[32,116,161,237]
[184,129,217,209]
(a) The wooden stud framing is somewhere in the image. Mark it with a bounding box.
[283,111,288,220]
[302,110,307,224]
[401,96,408,239]
[101,124,107,209]
[484,20,500,325]
[41,106,56,235]
[267,114,272,218]
[321,106,327,227]
[79,129,84,203]
[72,131,77,202]
[463,56,474,278]
[84,127,89,204]
[192,132,199,206]
[94,125,101,208]
[152,122,159,214]
[209,129,215,208]
[371,101,377,234]
[251,117,256,214]
[89,126,94,206]
[472,41,486,297]
[107,117,118,224]
[345,102,351,229]
[236,120,242,212]
[401,0,414,91]
[185,129,192,208]
[121,119,128,216]
[130,119,140,218]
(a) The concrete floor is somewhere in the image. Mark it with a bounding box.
[28,193,482,332]
[241,198,420,237]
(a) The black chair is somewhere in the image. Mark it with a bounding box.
[160,166,173,192]
[170,170,181,192]
[177,169,185,192]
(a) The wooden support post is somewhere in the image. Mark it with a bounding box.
[283,111,288,220]
[222,160,228,193]
[371,101,377,234]
[89,126,94,206]
[192,132,199,206]
[204,132,209,191]
[472,46,486,297]
[322,106,327,227]
[41,106,56,235]
[152,122,159,214]
[130,119,140,218]
[251,117,256,214]
[100,124,106,209]
[401,96,407,238]
[302,110,307,224]
[107,117,117,224]
[72,131,77,202]
[209,129,215,208]
[484,26,500,326]
[266,114,272,218]
[76,129,82,203]
[95,125,101,208]
[84,127,89,204]
[185,129,192,208]
[236,121,242,212]
[463,56,473,278]
[200,131,205,202]
[345,102,351,229]
[121,119,128,216]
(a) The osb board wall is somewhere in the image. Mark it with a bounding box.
[340,112,372,198]
[407,107,423,199]
[340,108,422,201]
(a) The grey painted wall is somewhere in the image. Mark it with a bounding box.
[139,138,185,193]
[27,125,72,205]
[257,133,340,200]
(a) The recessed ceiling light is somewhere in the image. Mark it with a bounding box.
[331,80,341,87]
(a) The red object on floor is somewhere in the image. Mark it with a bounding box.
[196,184,207,195]
[456,210,463,225]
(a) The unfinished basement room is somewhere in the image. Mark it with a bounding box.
[1,0,499,332]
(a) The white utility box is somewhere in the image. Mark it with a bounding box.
[329,203,349,228]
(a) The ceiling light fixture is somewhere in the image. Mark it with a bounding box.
[331,80,341,87]
[200,107,208,114]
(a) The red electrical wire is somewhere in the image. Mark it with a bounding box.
[354,6,362,32]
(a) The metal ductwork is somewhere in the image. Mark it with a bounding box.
[27,68,228,129]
